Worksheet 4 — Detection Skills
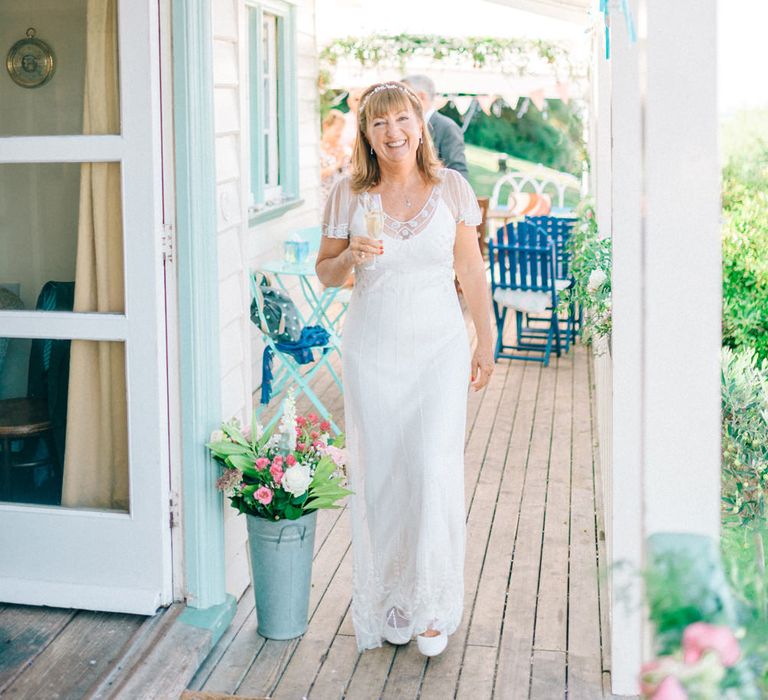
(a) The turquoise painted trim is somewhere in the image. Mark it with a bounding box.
[249,197,304,226]
[249,6,265,206]
[179,594,237,647]
[172,0,226,610]
[278,6,300,199]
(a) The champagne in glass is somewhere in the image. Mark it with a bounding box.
[361,193,383,270]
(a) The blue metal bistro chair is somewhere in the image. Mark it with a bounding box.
[489,223,563,367]
[250,272,343,434]
[520,215,579,350]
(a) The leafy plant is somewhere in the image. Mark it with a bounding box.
[558,199,612,344]
[207,393,352,521]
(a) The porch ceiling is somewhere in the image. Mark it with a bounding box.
[483,0,592,25]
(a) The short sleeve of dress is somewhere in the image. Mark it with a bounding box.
[322,176,355,239]
[441,168,482,226]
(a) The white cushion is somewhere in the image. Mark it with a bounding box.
[493,287,552,313]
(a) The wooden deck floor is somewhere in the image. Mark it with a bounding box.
[188,339,616,699]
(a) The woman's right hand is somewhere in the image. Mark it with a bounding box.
[348,236,383,266]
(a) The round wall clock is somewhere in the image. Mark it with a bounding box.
[6,28,56,89]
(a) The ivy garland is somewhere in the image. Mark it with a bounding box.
[319,33,578,80]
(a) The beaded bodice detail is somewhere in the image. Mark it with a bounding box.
[381,186,441,240]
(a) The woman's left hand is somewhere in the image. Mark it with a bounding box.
[470,344,495,391]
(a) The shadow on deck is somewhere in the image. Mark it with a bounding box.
[188,339,617,699]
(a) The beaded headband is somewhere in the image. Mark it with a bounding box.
[358,83,417,114]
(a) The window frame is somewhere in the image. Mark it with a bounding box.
[247,0,301,223]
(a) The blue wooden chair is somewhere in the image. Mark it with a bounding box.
[250,272,343,434]
[520,215,579,350]
[489,222,563,367]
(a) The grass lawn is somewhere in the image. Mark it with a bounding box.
[465,143,582,208]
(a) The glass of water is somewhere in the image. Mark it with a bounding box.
[360,192,383,270]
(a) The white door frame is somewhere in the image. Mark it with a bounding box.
[0,0,172,614]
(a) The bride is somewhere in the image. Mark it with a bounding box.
[316,81,494,657]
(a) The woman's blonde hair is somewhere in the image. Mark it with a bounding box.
[322,108,345,131]
[350,81,442,193]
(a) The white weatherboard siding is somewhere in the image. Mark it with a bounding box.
[249,0,321,388]
[213,0,253,599]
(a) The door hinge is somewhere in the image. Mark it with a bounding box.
[169,493,180,529]
[161,223,175,264]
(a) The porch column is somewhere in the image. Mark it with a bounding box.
[609,0,721,694]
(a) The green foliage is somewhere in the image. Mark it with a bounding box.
[721,110,768,362]
[721,347,768,529]
[452,99,586,177]
[319,34,576,76]
[558,199,612,344]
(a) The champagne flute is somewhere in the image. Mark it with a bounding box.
[360,192,383,270]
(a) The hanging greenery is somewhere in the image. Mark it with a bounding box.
[319,33,577,79]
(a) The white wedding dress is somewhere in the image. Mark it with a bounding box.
[322,168,482,651]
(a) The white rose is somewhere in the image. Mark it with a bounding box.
[282,464,312,497]
[210,429,225,443]
[587,268,607,293]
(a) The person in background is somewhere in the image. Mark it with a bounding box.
[320,109,351,204]
[339,87,363,151]
[402,74,469,180]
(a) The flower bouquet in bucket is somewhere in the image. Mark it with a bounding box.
[208,392,351,639]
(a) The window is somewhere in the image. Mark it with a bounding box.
[248,1,300,220]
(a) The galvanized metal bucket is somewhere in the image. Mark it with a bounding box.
[246,510,317,640]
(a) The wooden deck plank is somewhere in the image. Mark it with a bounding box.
[344,645,396,700]
[3,610,144,699]
[493,357,558,696]
[0,605,75,693]
[456,644,497,700]
[234,638,299,699]
[530,649,566,700]
[380,643,428,700]
[306,634,360,699]
[269,549,353,699]
[533,354,574,654]
[567,348,604,699]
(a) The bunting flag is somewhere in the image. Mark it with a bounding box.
[477,95,496,115]
[555,81,570,105]
[529,89,546,112]
[451,95,474,116]
[499,93,519,110]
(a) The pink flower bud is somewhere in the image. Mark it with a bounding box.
[255,457,270,470]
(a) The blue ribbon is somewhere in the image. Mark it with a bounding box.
[601,0,637,59]
[261,325,331,404]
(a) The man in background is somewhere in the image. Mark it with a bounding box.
[402,74,469,180]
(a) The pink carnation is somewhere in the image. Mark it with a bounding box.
[255,457,270,471]
[651,676,687,700]
[307,413,318,423]
[272,455,284,467]
[682,622,740,667]
[255,486,273,505]
[270,464,284,485]
[286,454,297,466]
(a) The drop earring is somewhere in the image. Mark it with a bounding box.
[370,146,374,155]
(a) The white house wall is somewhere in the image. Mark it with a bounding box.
[209,0,321,600]
[249,0,322,388]
[213,0,254,599]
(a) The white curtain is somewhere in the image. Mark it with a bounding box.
[62,0,128,510]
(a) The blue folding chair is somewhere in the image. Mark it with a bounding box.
[489,222,563,367]
[250,272,343,434]
[520,215,579,350]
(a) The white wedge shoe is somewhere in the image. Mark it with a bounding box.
[417,629,448,657]
[383,607,412,646]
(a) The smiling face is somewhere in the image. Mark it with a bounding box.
[365,104,423,168]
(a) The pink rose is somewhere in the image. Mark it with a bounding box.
[651,676,687,700]
[255,486,273,505]
[296,416,306,427]
[272,455,284,467]
[320,420,331,432]
[307,413,318,423]
[313,440,326,451]
[682,622,740,667]
[255,457,270,471]
[310,430,319,439]
[270,464,283,485]
[286,454,297,466]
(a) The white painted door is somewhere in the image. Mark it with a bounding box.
[0,0,171,614]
